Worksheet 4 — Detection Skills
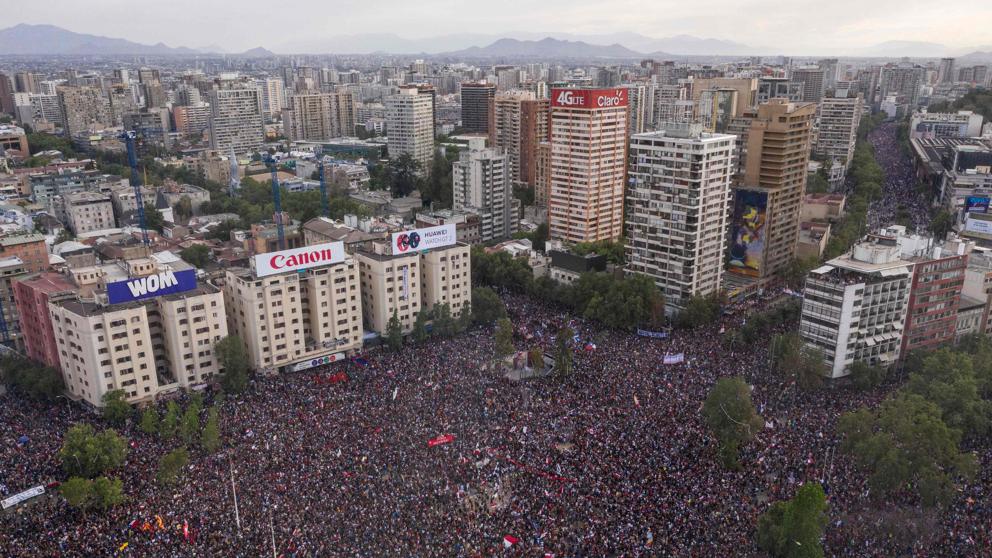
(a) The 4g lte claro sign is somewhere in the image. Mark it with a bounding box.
[551,88,628,109]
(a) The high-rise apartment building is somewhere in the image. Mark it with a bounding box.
[172,103,211,138]
[12,272,76,370]
[0,257,27,349]
[790,68,826,103]
[729,99,816,279]
[800,235,913,378]
[58,86,112,136]
[815,92,864,169]
[494,90,549,187]
[460,82,497,138]
[0,73,14,116]
[208,87,265,154]
[386,88,435,173]
[880,65,925,109]
[547,88,629,243]
[452,138,517,242]
[937,58,956,84]
[756,77,802,104]
[283,91,356,141]
[258,77,286,122]
[626,127,736,312]
[624,83,655,135]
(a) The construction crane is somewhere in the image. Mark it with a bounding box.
[264,153,286,251]
[119,130,150,246]
[315,147,329,218]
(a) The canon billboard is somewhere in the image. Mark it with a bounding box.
[252,242,346,277]
[390,224,456,254]
[551,88,628,109]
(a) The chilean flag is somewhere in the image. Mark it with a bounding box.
[428,434,456,447]
[503,535,519,549]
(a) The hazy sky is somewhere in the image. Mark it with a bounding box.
[6,0,992,53]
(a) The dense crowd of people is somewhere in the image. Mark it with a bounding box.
[1,284,989,557]
[866,122,932,233]
[0,124,985,556]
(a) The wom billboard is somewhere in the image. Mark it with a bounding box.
[727,190,768,278]
[550,88,628,109]
[106,269,198,304]
[965,196,990,214]
[391,224,456,254]
[253,242,345,277]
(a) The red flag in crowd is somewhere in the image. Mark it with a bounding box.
[428,433,456,447]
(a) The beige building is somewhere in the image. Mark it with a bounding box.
[65,192,115,234]
[733,99,816,279]
[494,91,549,188]
[224,249,363,373]
[50,257,228,408]
[355,236,471,334]
[815,93,863,168]
[283,90,356,142]
[385,88,435,173]
[548,88,628,243]
[208,87,265,155]
[57,85,112,137]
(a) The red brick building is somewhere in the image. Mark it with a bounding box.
[12,273,77,370]
[903,250,969,353]
[0,233,49,273]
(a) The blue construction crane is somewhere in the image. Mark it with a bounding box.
[315,148,329,218]
[264,153,286,251]
[119,130,150,246]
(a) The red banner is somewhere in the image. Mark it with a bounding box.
[428,434,456,447]
[550,88,628,109]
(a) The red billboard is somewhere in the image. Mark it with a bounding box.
[551,88,628,109]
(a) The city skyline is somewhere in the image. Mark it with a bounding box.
[4,0,991,56]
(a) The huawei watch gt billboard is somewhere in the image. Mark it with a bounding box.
[391,225,456,254]
[106,269,198,304]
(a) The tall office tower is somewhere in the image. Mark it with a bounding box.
[790,67,826,103]
[452,138,517,241]
[57,86,112,136]
[0,73,14,115]
[113,68,130,85]
[460,82,496,137]
[653,84,695,128]
[815,92,863,169]
[728,99,816,279]
[626,127,736,312]
[494,91,550,188]
[624,83,655,134]
[880,65,925,109]
[258,77,286,123]
[757,76,802,104]
[547,88,628,243]
[386,87,435,173]
[208,87,265,155]
[14,72,39,94]
[283,91,355,141]
[818,58,840,90]
[937,58,956,84]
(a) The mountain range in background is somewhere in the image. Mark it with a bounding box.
[1,23,991,62]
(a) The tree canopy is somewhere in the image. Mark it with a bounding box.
[756,482,829,558]
[60,424,128,479]
[702,377,764,468]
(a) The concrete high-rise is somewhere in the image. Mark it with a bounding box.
[815,92,864,169]
[728,99,816,279]
[626,127,736,312]
[283,91,356,142]
[880,65,925,109]
[547,88,628,243]
[938,58,956,84]
[452,138,517,242]
[790,68,826,103]
[57,86,112,136]
[494,90,549,187]
[386,87,435,173]
[208,87,265,155]
[460,82,496,137]
[258,77,286,122]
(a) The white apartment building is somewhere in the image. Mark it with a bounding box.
[208,87,265,155]
[815,93,863,169]
[625,127,736,312]
[257,77,286,122]
[909,110,984,140]
[452,138,517,242]
[283,91,356,142]
[800,235,914,378]
[385,88,434,172]
[224,245,364,373]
